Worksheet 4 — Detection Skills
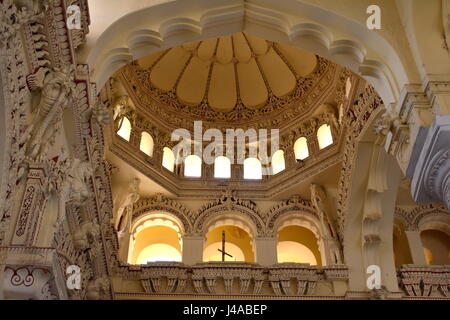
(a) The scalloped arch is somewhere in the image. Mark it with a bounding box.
[132,201,194,235]
[194,203,265,236]
[87,0,411,107]
[266,200,318,233]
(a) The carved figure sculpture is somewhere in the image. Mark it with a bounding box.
[26,66,76,159]
[73,220,101,250]
[115,178,141,236]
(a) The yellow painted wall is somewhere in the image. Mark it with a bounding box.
[131,226,181,264]
[277,226,322,266]
[420,230,450,265]
[204,226,255,262]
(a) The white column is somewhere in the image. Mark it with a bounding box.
[182,235,204,265]
[254,237,278,266]
[405,231,427,265]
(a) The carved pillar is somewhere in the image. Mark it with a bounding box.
[410,114,450,211]
[182,236,204,265]
[11,164,49,246]
[118,232,132,263]
[404,231,427,265]
[255,237,278,266]
[281,144,295,169]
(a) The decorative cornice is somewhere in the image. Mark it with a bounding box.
[120,56,337,131]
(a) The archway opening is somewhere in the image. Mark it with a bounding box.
[294,137,309,161]
[317,124,333,150]
[214,156,231,179]
[271,150,285,175]
[420,230,450,265]
[184,154,202,177]
[277,225,322,266]
[117,117,131,141]
[162,147,175,172]
[244,158,262,180]
[203,225,254,262]
[130,224,182,264]
[140,131,154,156]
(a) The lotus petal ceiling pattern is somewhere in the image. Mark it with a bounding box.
[138,33,318,112]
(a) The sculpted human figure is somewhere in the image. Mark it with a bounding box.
[115,178,141,236]
[113,96,132,130]
[26,66,76,159]
[65,159,94,206]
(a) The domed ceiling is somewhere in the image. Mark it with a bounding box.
[118,33,339,129]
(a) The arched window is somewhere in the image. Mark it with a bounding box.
[271,150,285,175]
[214,156,231,179]
[203,226,255,262]
[294,137,309,160]
[162,147,175,172]
[277,241,317,264]
[277,226,322,265]
[244,158,262,180]
[420,230,450,265]
[184,155,202,177]
[140,131,154,156]
[117,117,131,141]
[137,244,182,263]
[130,222,183,264]
[317,124,333,149]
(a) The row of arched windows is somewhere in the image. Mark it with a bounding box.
[129,215,322,266]
[116,119,334,179]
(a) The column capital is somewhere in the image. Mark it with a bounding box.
[410,114,450,209]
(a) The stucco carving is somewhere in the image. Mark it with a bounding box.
[115,178,141,235]
[194,190,266,236]
[25,66,76,160]
[395,203,450,232]
[132,193,194,235]
[310,184,343,264]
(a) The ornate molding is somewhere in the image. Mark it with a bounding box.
[398,265,450,298]
[336,85,384,239]
[132,193,195,235]
[194,191,266,236]
[120,56,335,131]
[114,262,349,297]
[411,114,450,210]
[395,203,449,231]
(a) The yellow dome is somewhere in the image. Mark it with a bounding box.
[137,33,318,112]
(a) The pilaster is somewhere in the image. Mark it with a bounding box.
[254,237,278,266]
[182,235,205,265]
[405,231,427,265]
